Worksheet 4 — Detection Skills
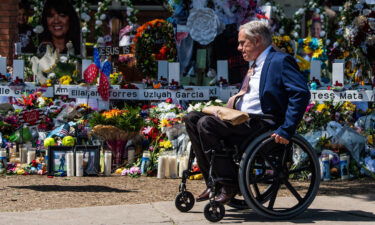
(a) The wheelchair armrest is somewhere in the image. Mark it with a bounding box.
[248,113,275,120]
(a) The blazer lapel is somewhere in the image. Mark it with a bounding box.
[259,47,276,95]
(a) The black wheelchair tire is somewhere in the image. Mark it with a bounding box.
[175,191,195,212]
[204,201,225,222]
[239,131,320,220]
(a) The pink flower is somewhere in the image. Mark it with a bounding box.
[305,103,315,112]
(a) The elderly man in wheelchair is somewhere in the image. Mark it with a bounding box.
[175,20,320,222]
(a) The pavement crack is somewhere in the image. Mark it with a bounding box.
[150,202,176,225]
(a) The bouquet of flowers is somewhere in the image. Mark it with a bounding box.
[89,107,144,166]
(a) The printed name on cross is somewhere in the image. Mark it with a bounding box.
[144,91,172,99]
[339,92,363,100]
[111,91,137,98]
[311,92,335,100]
[176,91,204,98]
[0,87,10,95]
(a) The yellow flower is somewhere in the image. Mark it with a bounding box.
[59,75,73,85]
[102,109,127,119]
[304,36,311,44]
[283,35,291,42]
[312,48,323,58]
[159,140,172,149]
[303,45,312,54]
[342,101,356,112]
[316,103,328,112]
[160,119,170,127]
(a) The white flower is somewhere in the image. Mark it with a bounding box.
[325,39,331,46]
[95,20,103,26]
[60,56,68,63]
[34,7,38,11]
[293,32,299,38]
[214,99,223,103]
[33,25,44,34]
[338,7,343,11]
[97,37,104,44]
[333,42,339,48]
[319,31,326,37]
[363,9,371,16]
[279,28,285,35]
[338,21,344,27]
[100,14,106,20]
[354,3,364,10]
[315,8,320,14]
[82,27,88,33]
[81,13,91,22]
[37,97,45,107]
[161,112,177,120]
[193,102,202,111]
[187,105,194,113]
[48,73,56,79]
[295,25,300,30]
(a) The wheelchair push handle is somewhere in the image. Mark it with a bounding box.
[247,113,275,120]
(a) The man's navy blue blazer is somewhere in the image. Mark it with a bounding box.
[258,47,310,140]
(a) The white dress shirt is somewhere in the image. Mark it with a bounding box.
[236,46,272,114]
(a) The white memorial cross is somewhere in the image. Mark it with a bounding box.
[13,59,24,80]
[217,60,228,81]
[157,60,168,80]
[332,62,344,86]
[0,57,6,75]
[168,62,180,84]
[310,60,321,82]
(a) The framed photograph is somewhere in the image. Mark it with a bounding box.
[75,145,100,176]
[47,146,74,176]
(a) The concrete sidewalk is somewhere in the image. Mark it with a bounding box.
[0,195,374,225]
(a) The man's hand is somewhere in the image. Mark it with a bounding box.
[271,133,289,145]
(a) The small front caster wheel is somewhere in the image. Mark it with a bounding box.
[175,191,195,212]
[204,202,225,222]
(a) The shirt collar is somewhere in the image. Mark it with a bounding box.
[250,45,272,67]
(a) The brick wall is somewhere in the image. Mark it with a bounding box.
[0,0,18,64]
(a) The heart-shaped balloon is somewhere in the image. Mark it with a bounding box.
[83,64,99,84]
[98,71,110,101]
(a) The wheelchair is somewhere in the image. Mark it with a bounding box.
[175,114,320,222]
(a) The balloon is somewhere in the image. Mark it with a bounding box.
[62,136,75,146]
[98,72,110,101]
[83,64,99,84]
[43,137,56,147]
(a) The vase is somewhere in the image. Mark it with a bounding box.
[106,139,127,168]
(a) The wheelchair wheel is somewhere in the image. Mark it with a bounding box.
[175,191,195,212]
[239,131,320,219]
[204,201,225,222]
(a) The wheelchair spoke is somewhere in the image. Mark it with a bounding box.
[281,145,290,167]
[267,182,280,209]
[253,183,262,200]
[288,166,311,175]
[284,180,303,202]
[255,174,275,183]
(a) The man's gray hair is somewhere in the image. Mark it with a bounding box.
[239,20,272,46]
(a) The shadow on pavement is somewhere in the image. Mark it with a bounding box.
[223,208,375,223]
[8,185,135,193]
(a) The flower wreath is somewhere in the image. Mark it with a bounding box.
[134,19,176,78]
[339,0,375,78]
[291,0,328,40]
